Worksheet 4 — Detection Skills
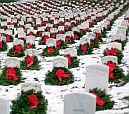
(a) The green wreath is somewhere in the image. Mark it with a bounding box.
[110,66,125,83]
[89,88,114,111]
[103,49,123,64]
[0,41,7,52]
[4,33,13,42]
[7,45,25,57]
[11,90,48,114]
[0,67,24,86]
[45,67,74,85]
[42,46,59,57]
[20,56,40,70]
[77,43,92,55]
[56,40,67,49]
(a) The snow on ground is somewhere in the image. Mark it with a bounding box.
[0,7,129,114]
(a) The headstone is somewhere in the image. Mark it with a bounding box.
[66,31,74,37]
[25,49,38,57]
[53,56,68,68]
[5,58,20,68]
[50,28,58,33]
[27,27,34,34]
[0,98,10,114]
[17,28,24,34]
[80,36,90,45]
[64,92,96,114]
[107,42,122,51]
[43,32,50,37]
[86,32,95,40]
[64,48,77,57]
[101,56,118,65]
[26,36,35,44]
[46,38,56,47]
[18,33,26,38]
[5,30,13,35]
[56,34,65,41]
[85,64,109,92]
[58,26,64,31]
[13,39,24,47]
[21,82,41,93]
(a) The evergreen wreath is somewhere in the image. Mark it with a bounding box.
[45,67,74,85]
[56,40,67,49]
[90,39,100,48]
[39,35,49,45]
[65,36,75,44]
[103,48,123,64]
[7,44,25,57]
[64,54,79,68]
[10,90,48,114]
[77,43,92,55]
[0,67,24,86]
[20,56,40,70]
[4,34,13,42]
[42,46,59,57]
[89,88,114,111]
[0,40,7,52]
[25,43,35,49]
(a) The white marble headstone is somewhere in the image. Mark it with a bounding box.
[21,82,41,93]
[46,38,56,47]
[13,39,24,47]
[56,34,65,41]
[86,32,95,40]
[64,92,96,114]
[107,42,122,51]
[80,36,90,45]
[25,49,38,57]
[64,48,77,57]
[0,98,9,114]
[26,36,35,44]
[43,32,50,37]
[5,58,20,68]
[101,56,118,65]
[17,28,24,34]
[5,30,13,35]
[85,64,109,92]
[18,33,26,38]
[53,56,68,68]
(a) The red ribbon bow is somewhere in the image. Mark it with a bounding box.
[65,36,72,43]
[6,35,11,42]
[0,41,2,49]
[96,33,101,39]
[55,69,70,81]
[56,40,62,47]
[80,45,88,52]
[28,94,38,109]
[26,43,32,48]
[38,31,43,36]
[46,27,50,32]
[91,92,105,106]
[13,45,23,55]
[106,61,116,78]
[47,47,55,53]
[74,34,77,40]
[6,67,18,81]
[64,26,69,31]
[106,48,118,56]
[65,55,72,65]
[26,56,34,67]
[29,32,34,36]
[41,36,49,44]
[51,34,56,39]
[58,30,63,34]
